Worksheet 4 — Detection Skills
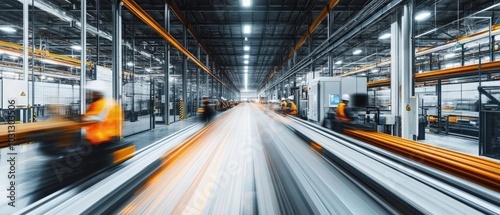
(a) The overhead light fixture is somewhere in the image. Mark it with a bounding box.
[297,77,302,81]
[370,69,379,73]
[415,11,431,21]
[353,50,362,55]
[127,62,134,66]
[335,60,342,65]
[243,25,251,34]
[71,45,82,50]
[244,46,250,51]
[244,69,248,73]
[0,26,16,33]
[243,54,249,59]
[244,60,249,64]
[242,0,251,7]
[244,66,248,69]
[379,33,391,39]
[444,53,456,58]
[145,68,152,72]
[245,37,248,41]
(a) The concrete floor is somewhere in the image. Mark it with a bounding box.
[419,132,479,156]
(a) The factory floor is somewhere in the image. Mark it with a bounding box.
[419,131,480,157]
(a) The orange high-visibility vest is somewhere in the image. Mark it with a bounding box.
[336,102,351,122]
[84,98,123,144]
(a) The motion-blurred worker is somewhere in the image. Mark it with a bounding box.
[286,97,298,115]
[336,94,355,122]
[83,80,123,170]
[202,96,214,123]
[281,97,287,114]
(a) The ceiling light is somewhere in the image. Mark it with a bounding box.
[444,53,455,58]
[353,50,362,55]
[379,33,391,39]
[243,25,251,34]
[0,26,16,33]
[335,60,342,65]
[244,46,250,51]
[244,60,249,64]
[297,77,302,81]
[127,62,134,66]
[245,37,248,41]
[242,0,251,7]
[244,66,248,69]
[243,54,249,59]
[71,45,82,50]
[244,69,248,73]
[415,11,431,21]
[370,69,379,73]
[145,68,152,72]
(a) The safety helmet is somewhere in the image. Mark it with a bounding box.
[341,94,350,101]
[281,97,285,101]
[287,96,293,100]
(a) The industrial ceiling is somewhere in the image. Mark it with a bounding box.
[0,0,497,92]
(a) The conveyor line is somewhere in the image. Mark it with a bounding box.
[345,129,500,192]
[16,104,500,214]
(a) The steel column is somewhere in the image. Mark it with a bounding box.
[400,1,416,140]
[96,0,100,65]
[31,0,35,120]
[163,2,170,124]
[23,0,29,122]
[206,55,209,97]
[80,0,87,114]
[328,9,334,76]
[196,46,200,110]
[112,0,122,105]
[391,8,402,137]
[182,25,187,119]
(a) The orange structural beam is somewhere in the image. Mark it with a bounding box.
[344,129,500,192]
[0,41,89,68]
[122,0,235,94]
[367,60,500,87]
[367,79,391,87]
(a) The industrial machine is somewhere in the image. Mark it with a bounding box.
[307,76,367,126]
[479,86,500,159]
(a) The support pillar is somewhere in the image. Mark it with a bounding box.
[182,25,187,119]
[400,1,418,140]
[80,0,87,114]
[327,9,334,76]
[390,12,401,137]
[163,2,170,124]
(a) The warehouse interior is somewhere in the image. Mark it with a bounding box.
[0,0,499,213]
